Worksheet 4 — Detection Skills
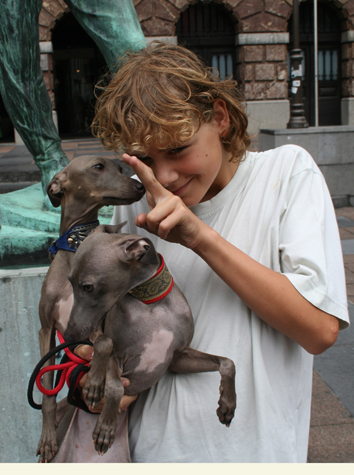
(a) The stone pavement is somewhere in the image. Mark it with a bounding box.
[0,138,353,462]
[308,207,354,463]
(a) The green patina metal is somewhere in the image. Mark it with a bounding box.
[0,183,113,267]
[0,0,145,264]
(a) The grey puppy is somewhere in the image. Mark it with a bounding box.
[36,156,145,462]
[64,224,237,456]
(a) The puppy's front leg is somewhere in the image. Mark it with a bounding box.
[82,334,113,411]
[170,348,236,427]
[37,326,58,463]
[92,356,124,455]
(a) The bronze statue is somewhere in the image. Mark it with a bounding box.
[0,0,145,208]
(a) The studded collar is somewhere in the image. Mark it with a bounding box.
[48,221,100,257]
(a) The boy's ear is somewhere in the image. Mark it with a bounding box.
[213,98,230,136]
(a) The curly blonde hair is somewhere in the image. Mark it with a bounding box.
[92,42,250,162]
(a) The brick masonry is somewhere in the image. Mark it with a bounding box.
[237,43,288,100]
[37,0,354,106]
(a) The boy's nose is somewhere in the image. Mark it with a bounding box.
[154,163,179,189]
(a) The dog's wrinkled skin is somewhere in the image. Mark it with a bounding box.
[36,156,145,463]
[64,224,237,456]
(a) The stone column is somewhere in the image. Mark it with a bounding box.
[341,30,354,125]
[236,33,290,136]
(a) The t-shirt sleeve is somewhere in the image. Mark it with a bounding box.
[279,147,349,329]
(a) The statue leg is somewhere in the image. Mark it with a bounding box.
[0,0,69,204]
[67,0,146,69]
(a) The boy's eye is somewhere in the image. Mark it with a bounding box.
[137,156,152,163]
[169,146,186,155]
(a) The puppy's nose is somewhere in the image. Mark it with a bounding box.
[135,182,145,192]
[135,181,145,191]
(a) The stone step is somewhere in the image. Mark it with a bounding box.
[0,224,56,267]
[0,169,41,182]
[0,153,41,192]
[0,183,60,233]
[0,181,39,194]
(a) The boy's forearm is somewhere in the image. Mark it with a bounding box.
[194,226,339,355]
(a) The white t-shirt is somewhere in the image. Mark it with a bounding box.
[111,144,349,462]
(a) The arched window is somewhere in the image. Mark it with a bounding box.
[288,0,341,125]
[176,2,236,80]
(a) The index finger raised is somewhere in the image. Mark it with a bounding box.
[122,153,169,201]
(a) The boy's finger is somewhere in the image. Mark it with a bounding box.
[120,394,138,411]
[122,154,169,202]
[121,377,131,388]
[74,344,94,361]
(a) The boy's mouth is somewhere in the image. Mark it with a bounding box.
[170,178,194,197]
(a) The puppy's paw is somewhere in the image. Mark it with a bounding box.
[36,429,58,463]
[92,419,116,455]
[83,378,105,411]
[217,384,236,427]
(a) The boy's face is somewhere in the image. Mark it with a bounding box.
[132,101,238,208]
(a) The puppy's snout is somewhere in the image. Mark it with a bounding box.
[135,182,145,192]
[63,328,76,343]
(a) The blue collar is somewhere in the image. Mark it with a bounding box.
[48,221,100,256]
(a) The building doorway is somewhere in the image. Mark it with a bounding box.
[289,0,342,126]
[52,12,107,137]
[176,2,237,80]
[0,94,14,143]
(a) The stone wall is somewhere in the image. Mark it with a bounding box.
[38,1,354,103]
[36,0,354,130]
[39,1,69,109]
[258,126,354,206]
[237,40,288,100]
[133,0,292,36]
[0,267,48,462]
[342,31,354,99]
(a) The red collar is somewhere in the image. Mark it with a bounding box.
[128,254,174,304]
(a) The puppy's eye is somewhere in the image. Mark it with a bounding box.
[93,163,104,170]
[83,284,93,292]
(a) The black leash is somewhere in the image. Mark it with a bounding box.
[27,336,94,414]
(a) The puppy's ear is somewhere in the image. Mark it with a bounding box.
[47,172,67,207]
[105,223,127,234]
[93,222,127,234]
[124,238,157,265]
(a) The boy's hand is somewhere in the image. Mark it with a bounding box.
[122,153,207,250]
[74,344,138,413]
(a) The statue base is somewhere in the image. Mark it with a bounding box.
[0,183,113,267]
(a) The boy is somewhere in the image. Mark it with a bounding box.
[90,42,349,462]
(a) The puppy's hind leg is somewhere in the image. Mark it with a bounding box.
[170,348,236,427]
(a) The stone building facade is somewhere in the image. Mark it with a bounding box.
[33,0,354,135]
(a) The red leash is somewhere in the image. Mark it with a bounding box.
[35,331,89,396]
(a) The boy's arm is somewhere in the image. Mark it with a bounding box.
[194,226,339,355]
[122,154,340,356]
